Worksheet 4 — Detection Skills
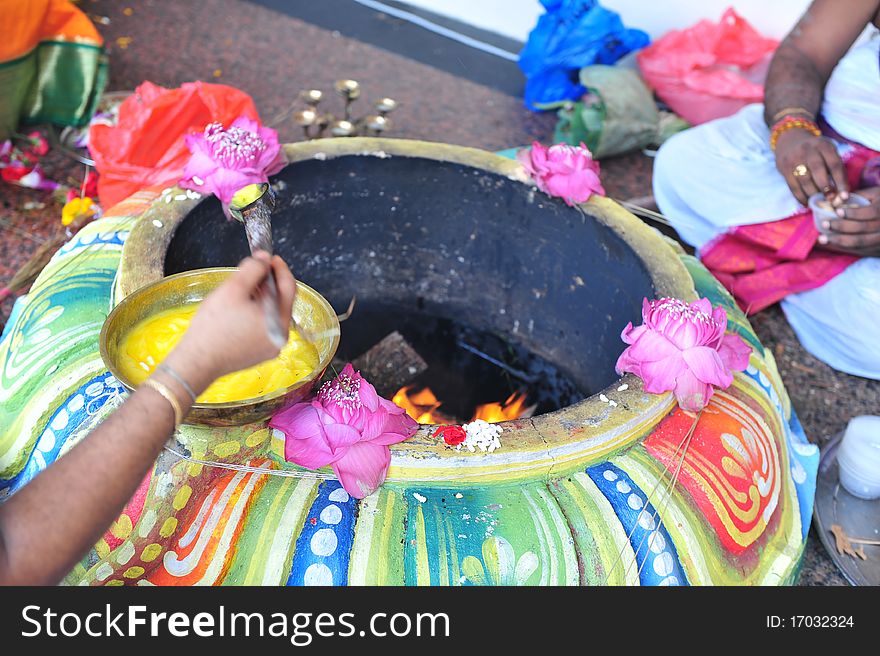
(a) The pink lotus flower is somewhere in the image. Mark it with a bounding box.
[180,116,285,216]
[615,297,751,412]
[269,364,419,498]
[517,141,605,206]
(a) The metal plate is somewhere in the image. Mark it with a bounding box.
[814,433,880,586]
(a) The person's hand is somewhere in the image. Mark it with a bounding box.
[165,252,297,394]
[818,187,880,256]
[774,128,848,205]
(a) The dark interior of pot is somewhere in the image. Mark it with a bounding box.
[164,154,657,417]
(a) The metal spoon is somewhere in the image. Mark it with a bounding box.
[228,182,288,350]
[227,183,340,349]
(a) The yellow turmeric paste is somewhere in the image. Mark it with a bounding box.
[118,305,319,403]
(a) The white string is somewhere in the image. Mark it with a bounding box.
[162,444,337,480]
[350,0,520,62]
[614,199,673,227]
[599,415,694,586]
[627,411,701,583]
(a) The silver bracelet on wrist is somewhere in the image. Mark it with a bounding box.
[157,362,197,404]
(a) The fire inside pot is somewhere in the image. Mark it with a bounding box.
[333,308,582,424]
[393,387,532,425]
[163,152,658,421]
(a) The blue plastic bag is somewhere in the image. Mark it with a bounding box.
[519,0,650,110]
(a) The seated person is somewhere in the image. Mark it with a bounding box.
[0,253,296,585]
[653,0,880,379]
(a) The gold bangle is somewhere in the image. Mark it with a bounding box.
[142,378,184,426]
[771,106,815,123]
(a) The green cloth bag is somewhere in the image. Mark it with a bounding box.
[554,65,687,158]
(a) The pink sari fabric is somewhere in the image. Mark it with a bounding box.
[700,145,879,314]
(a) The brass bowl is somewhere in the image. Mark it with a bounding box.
[100,268,340,426]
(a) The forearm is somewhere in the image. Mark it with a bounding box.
[763,0,878,127]
[762,42,825,126]
[0,352,212,585]
[0,252,292,585]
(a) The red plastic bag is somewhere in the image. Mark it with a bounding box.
[637,8,778,125]
[89,81,259,208]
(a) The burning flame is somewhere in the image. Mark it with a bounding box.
[392,386,535,425]
[392,385,445,424]
[472,391,534,423]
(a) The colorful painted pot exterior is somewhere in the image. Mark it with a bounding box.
[0,140,819,586]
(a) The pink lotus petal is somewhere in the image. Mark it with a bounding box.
[183,131,211,157]
[320,400,350,427]
[331,442,391,499]
[370,430,417,447]
[615,349,642,378]
[231,116,261,133]
[640,297,653,322]
[639,352,686,394]
[620,322,648,344]
[682,346,732,388]
[259,148,286,177]
[516,148,535,175]
[666,318,700,350]
[254,134,284,173]
[673,369,715,413]
[625,329,681,364]
[358,410,384,442]
[209,167,264,205]
[367,409,419,446]
[324,423,363,451]
[271,404,336,469]
[619,321,637,345]
[357,379,380,413]
[283,435,342,469]
[718,333,751,371]
[181,149,219,185]
[691,297,714,315]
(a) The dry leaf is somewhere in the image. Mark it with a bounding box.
[830,524,873,560]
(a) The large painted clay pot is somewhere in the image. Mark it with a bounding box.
[0,139,818,585]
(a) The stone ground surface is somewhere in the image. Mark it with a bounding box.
[3,0,876,585]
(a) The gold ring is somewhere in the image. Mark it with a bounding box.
[793,164,809,177]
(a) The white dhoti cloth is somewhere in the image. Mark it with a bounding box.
[653,37,880,379]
